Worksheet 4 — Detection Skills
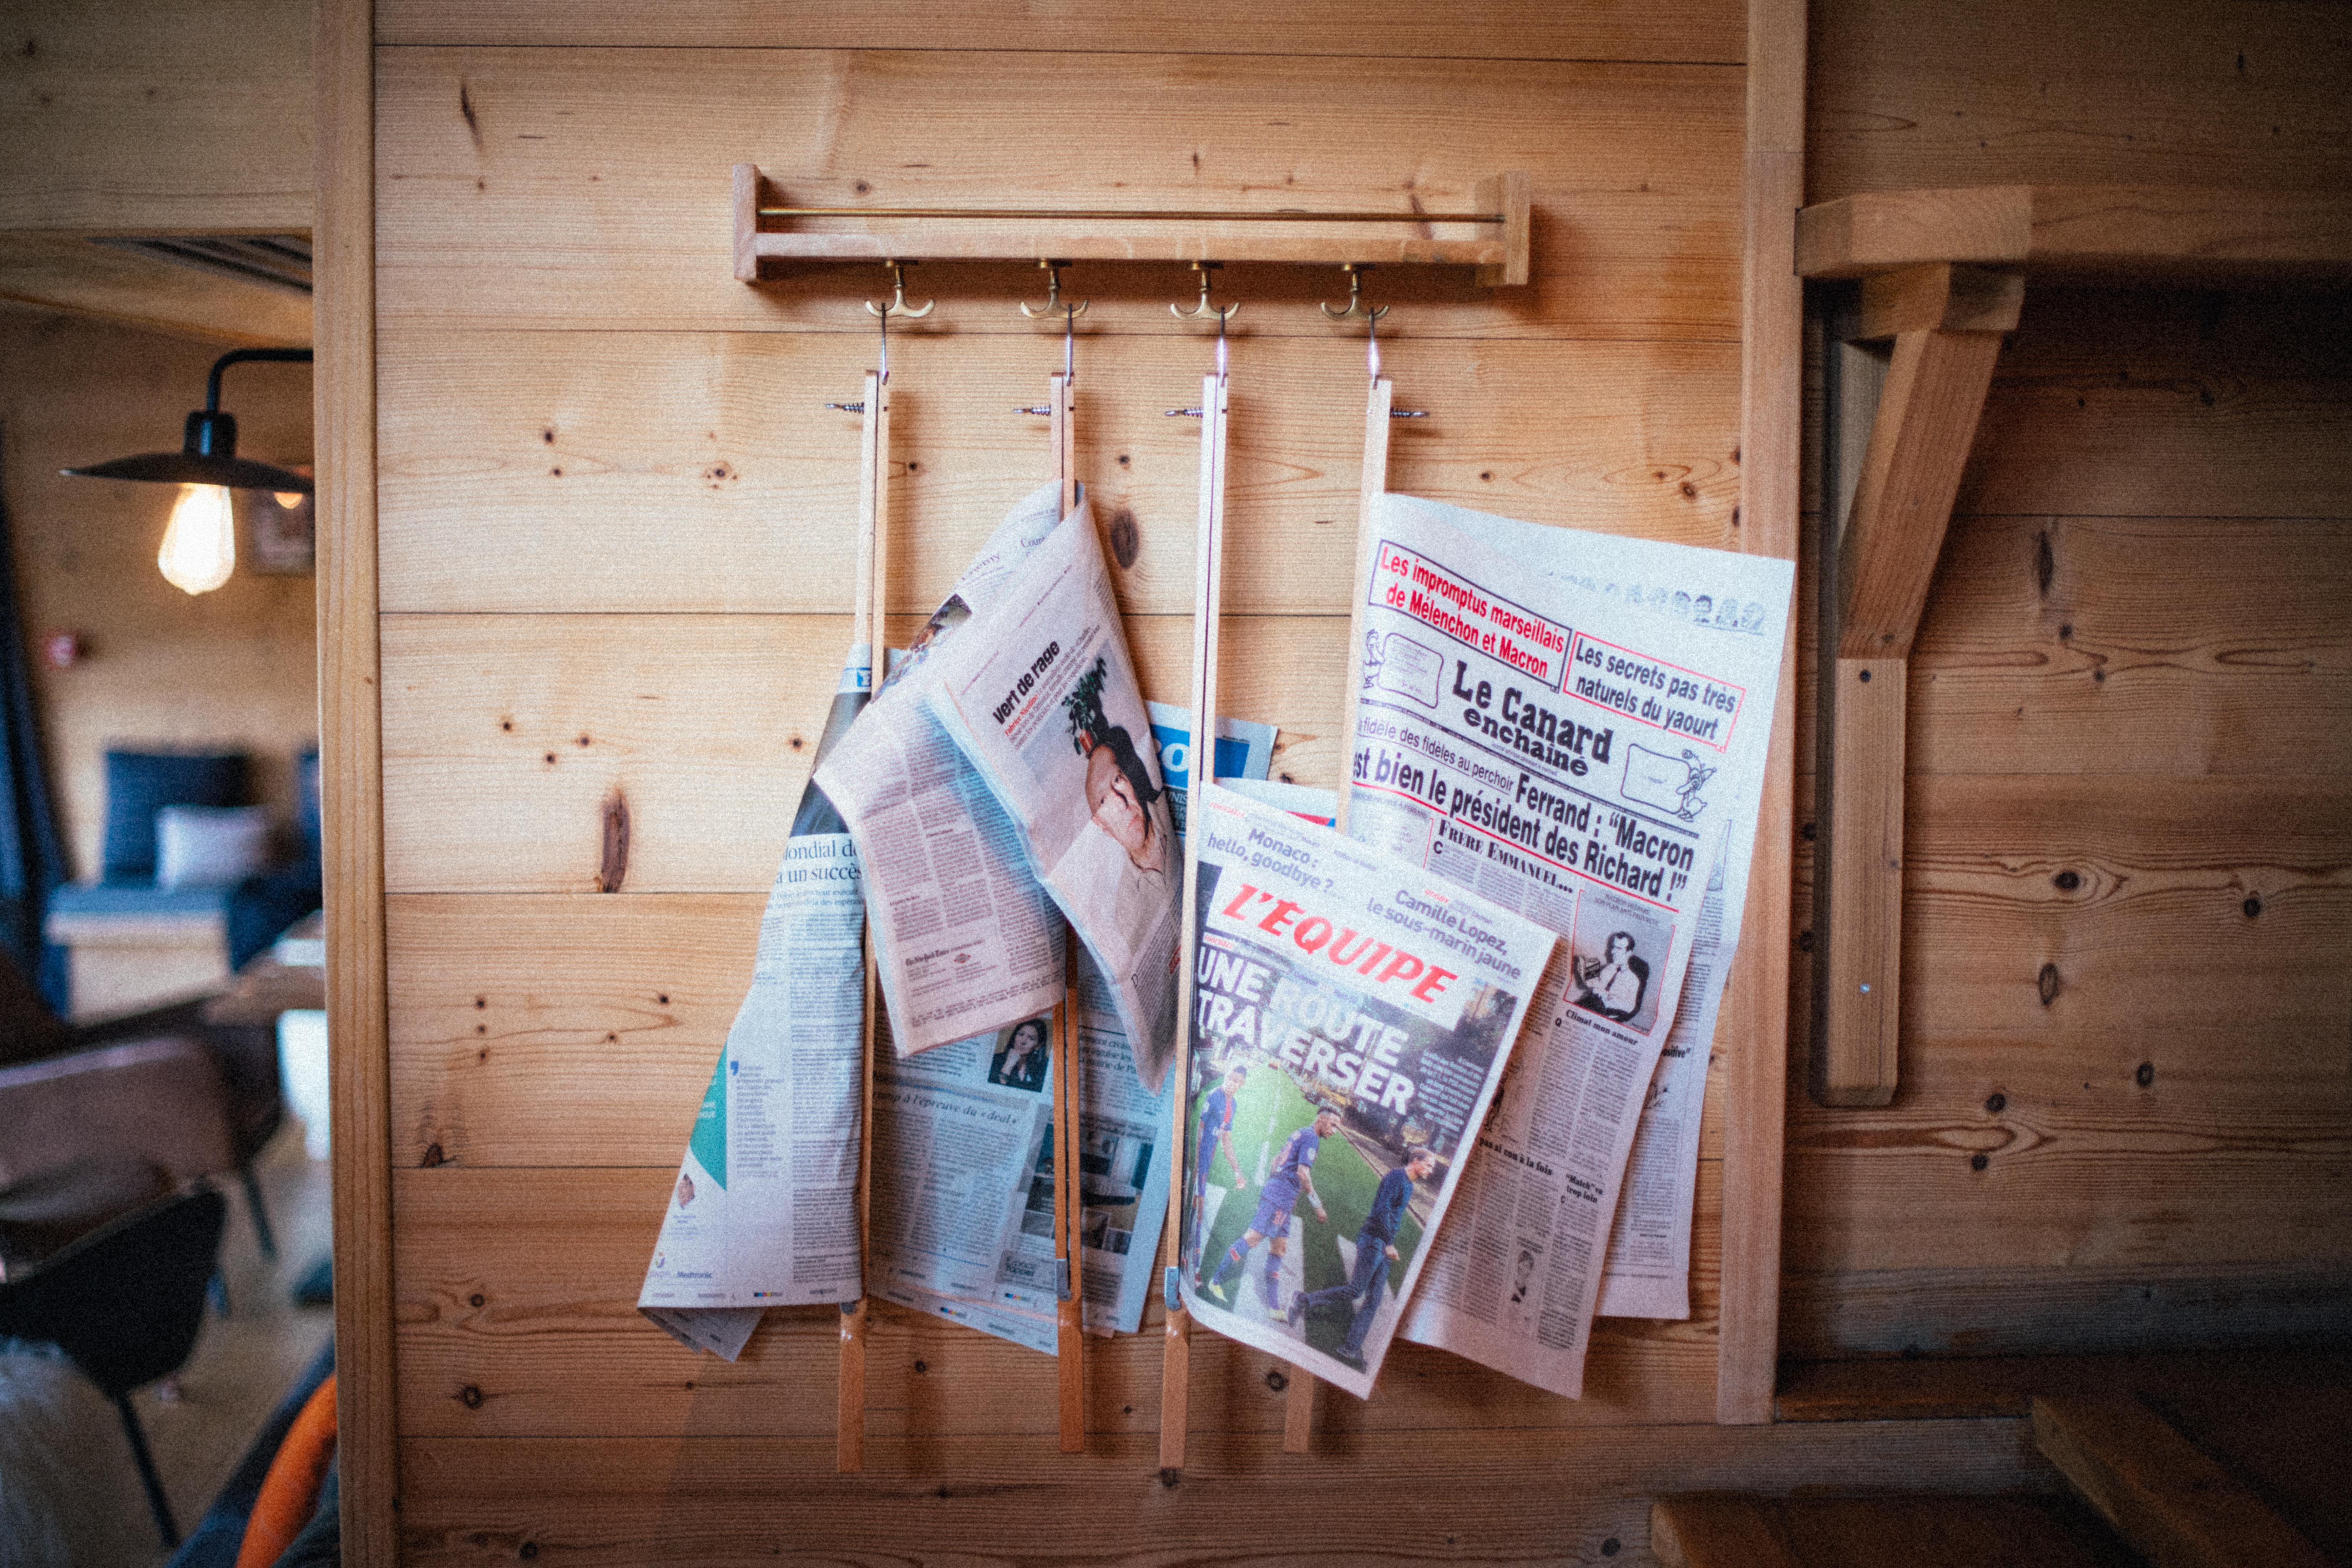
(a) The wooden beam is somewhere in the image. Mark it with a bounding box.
[1837,326,2004,658]
[1855,262,2024,341]
[1810,300,2007,1108]
[1797,185,2352,285]
[1716,0,1805,1426]
[1816,656,1906,1107]
[1650,1498,1805,1568]
[2032,1396,2334,1568]
[317,0,392,1562]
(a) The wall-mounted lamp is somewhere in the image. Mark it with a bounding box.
[61,347,314,596]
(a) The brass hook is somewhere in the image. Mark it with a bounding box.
[1019,260,1089,322]
[865,260,935,320]
[1170,261,1239,323]
[1320,263,1390,323]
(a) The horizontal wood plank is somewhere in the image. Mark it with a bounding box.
[1798,186,2352,285]
[386,894,1736,1168]
[0,232,314,346]
[1781,1262,2352,1360]
[1804,515,2352,777]
[1806,0,2352,202]
[394,1421,2050,1566]
[391,1164,1721,1437]
[376,0,1746,61]
[374,49,1740,339]
[377,329,1740,615]
[381,612,1346,893]
[0,0,313,233]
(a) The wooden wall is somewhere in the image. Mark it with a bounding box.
[352,0,1845,1559]
[1783,0,2352,1357]
[0,307,317,882]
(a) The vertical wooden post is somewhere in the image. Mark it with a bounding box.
[318,0,395,1553]
[1716,0,1806,1425]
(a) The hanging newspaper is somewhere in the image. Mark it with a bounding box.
[866,950,1165,1348]
[1176,783,1557,1399]
[1342,494,1790,1396]
[814,485,1072,1060]
[637,646,872,1360]
[919,501,1183,1091]
[865,707,1280,1351]
[1369,498,1791,1323]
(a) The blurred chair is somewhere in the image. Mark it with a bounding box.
[0,1185,230,1547]
[0,944,278,1260]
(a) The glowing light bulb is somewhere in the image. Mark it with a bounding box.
[273,491,305,510]
[159,483,236,595]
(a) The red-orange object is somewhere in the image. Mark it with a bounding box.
[234,1373,337,1568]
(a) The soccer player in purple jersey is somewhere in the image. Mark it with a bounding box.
[1197,1103,1337,1319]
[1187,1063,1250,1269]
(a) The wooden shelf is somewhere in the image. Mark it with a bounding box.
[1801,186,2352,1107]
[1798,184,2352,285]
[732,165,1533,286]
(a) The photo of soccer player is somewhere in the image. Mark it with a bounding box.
[1196,1103,1338,1319]
[1286,1145,1438,1370]
[1185,1062,1252,1266]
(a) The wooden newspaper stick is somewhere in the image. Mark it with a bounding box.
[1051,370,1076,518]
[1283,373,1396,1453]
[839,368,889,1475]
[1158,366,1230,1474]
[1049,418,1087,1452]
[1053,969,1085,1450]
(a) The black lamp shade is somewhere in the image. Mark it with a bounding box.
[60,349,315,494]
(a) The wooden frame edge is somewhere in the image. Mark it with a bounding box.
[319,0,395,1556]
[1717,0,1805,1425]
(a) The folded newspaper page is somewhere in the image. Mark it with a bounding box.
[868,948,1176,1350]
[921,504,1184,1092]
[865,706,1278,1351]
[1345,494,1790,1394]
[1176,782,1557,1399]
[814,484,1072,1059]
[1148,700,1274,840]
[1372,497,1791,1322]
[638,648,873,1359]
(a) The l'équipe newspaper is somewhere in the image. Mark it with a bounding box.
[1346,494,1791,1395]
[637,644,873,1359]
[1177,783,1557,1400]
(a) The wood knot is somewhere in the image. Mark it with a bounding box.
[1106,508,1140,569]
[1158,1467,1182,1489]
[420,1142,446,1167]
[2054,870,2080,891]
[2037,962,2060,1007]
[470,1293,486,1307]
[2136,1061,2155,1088]
[1264,1369,1289,1393]
[599,790,631,893]
[1984,1092,2006,1114]
[459,1384,484,1408]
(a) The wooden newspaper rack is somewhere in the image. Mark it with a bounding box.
[731,163,1534,1470]
[733,165,1533,286]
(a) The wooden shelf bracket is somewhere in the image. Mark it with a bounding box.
[1812,262,2021,1107]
